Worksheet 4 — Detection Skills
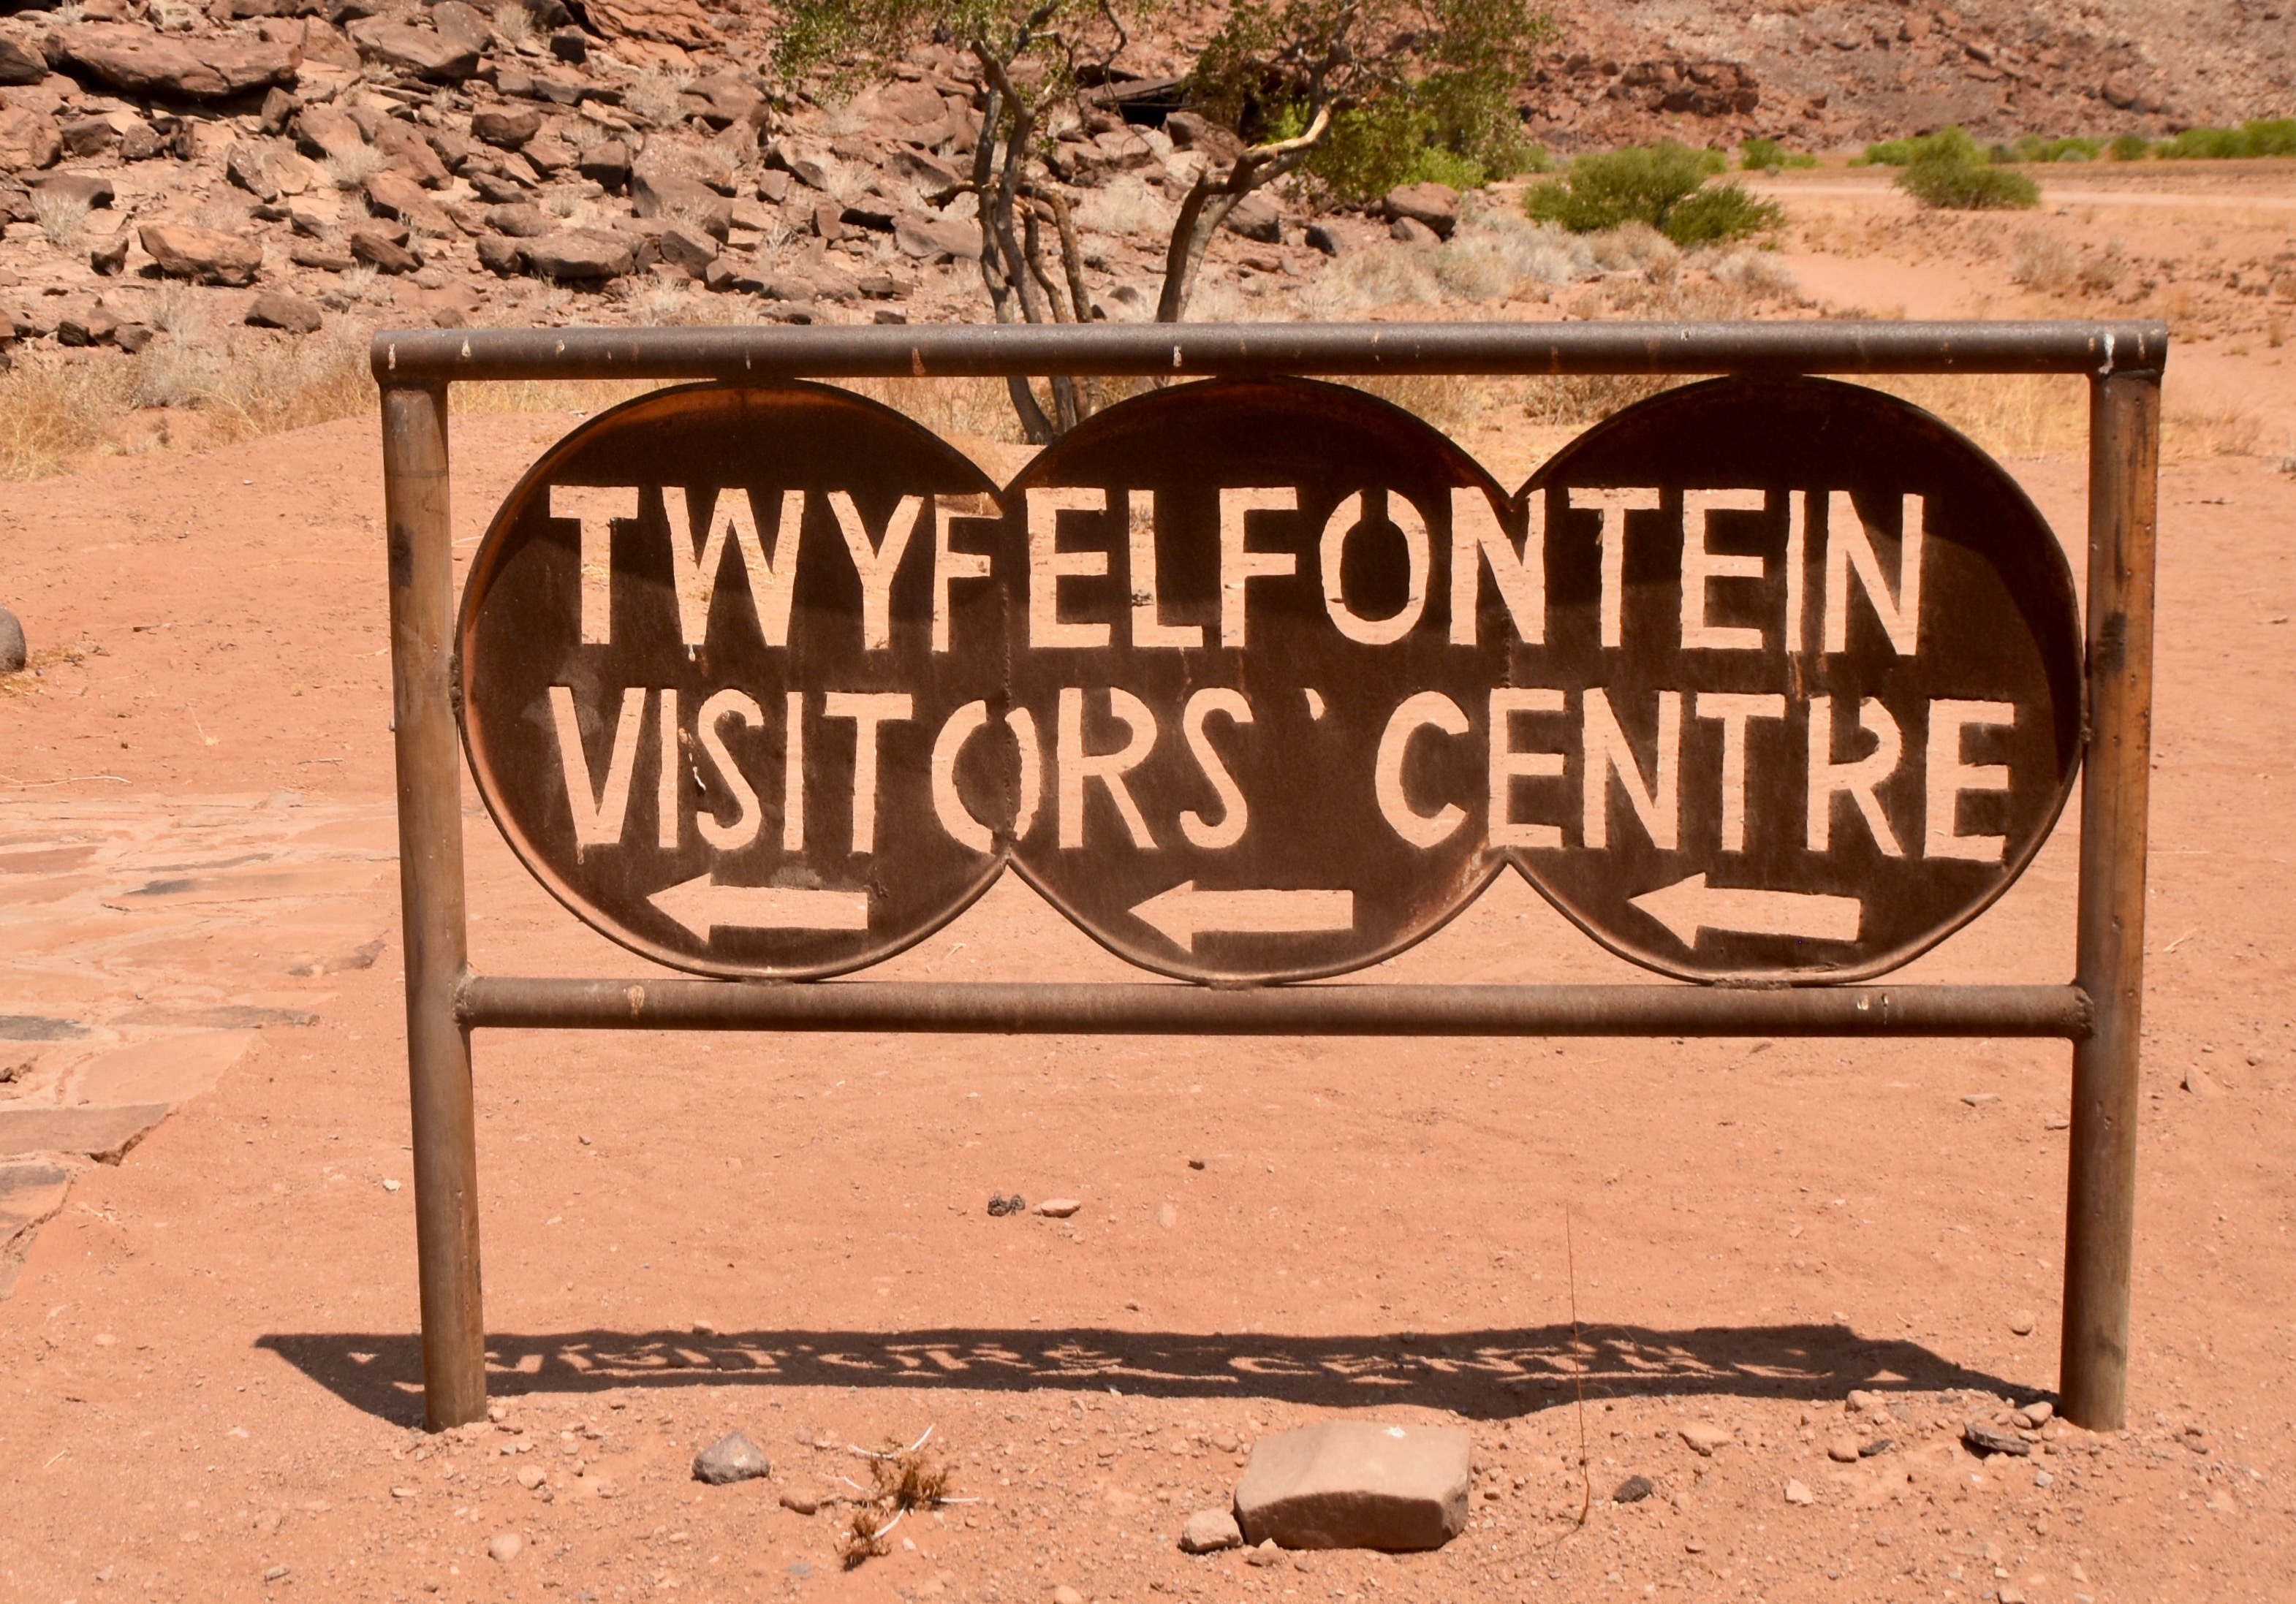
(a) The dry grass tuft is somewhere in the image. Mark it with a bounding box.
[490,0,536,48]
[838,1434,956,1570]
[622,66,694,127]
[33,192,91,251]
[325,145,390,191]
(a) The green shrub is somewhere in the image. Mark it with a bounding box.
[2006,134,2100,163]
[1854,137,1915,167]
[2107,132,2152,160]
[2159,125,2251,159]
[1740,137,1817,171]
[1525,142,1773,244]
[1898,155,2040,210]
[2244,118,2296,155]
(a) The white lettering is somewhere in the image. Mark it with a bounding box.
[549,683,645,848]
[1582,688,1681,851]
[1694,691,1787,853]
[656,686,679,850]
[659,487,802,650]
[781,690,804,853]
[1319,491,1430,646]
[1488,687,1566,849]
[825,490,922,651]
[1680,489,1768,651]
[1570,487,1662,650]
[1925,699,2015,862]
[1449,487,1543,646]
[1027,487,1113,649]
[930,700,993,854]
[1178,688,1252,849]
[1784,490,1810,655]
[932,494,994,653]
[693,688,764,851]
[822,691,913,856]
[1375,691,1469,848]
[1009,707,1044,843]
[1057,687,1158,849]
[1127,490,1201,648]
[550,484,637,646]
[1218,487,1297,647]
[1823,491,1925,655]
[1806,693,1905,856]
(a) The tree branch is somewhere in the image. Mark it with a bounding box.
[1156,102,1333,323]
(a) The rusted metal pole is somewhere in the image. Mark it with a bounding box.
[458,976,2091,1040]
[382,381,487,1431]
[2060,366,2162,1431]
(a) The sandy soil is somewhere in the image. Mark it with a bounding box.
[3,205,2295,1604]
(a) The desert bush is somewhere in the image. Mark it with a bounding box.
[1702,246,1800,300]
[2107,133,2152,161]
[491,1,536,48]
[2077,242,2128,296]
[2003,134,2100,163]
[32,191,89,250]
[1895,130,2038,210]
[2011,229,2077,293]
[621,66,693,126]
[2156,118,2296,159]
[1526,142,1781,246]
[1739,137,1816,172]
[324,145,389,190]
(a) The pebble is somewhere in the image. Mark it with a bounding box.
[1053,1589,1086,1604]
[987,1192,1026,1216]
[692,1432,770,1485]
[1613,1473,1653,1504]
[1960,1092,2002,1107]
[1155,1201,1178,1230]
[778,1488,827,1514]
[515,1465,547,1491]
[1245,1540,1286,1567]
[1679,1421,1732,1456]
[1784,1478,1816,1505]
[1178,1506,1243,1552]
[2008,1309,2037,1336]
[2034,1469,2055,1489]
[2014,1400,2056,1429]
[486,1532,522,1562]
[262,1564,289,1581]
[1827,1434,1861,1463]
[1188,1156,1207,1169]
[1963,1421,2031,1457]
[1036,1198,1082,1218]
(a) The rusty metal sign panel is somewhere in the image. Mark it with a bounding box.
[458,375,2082,984]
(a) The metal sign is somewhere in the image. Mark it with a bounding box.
[461,373,2083,987]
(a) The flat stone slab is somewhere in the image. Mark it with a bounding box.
[0,1103,172,1163]
[1233,1419,1470,1552]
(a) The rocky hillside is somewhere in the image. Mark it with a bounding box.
[1534,0,2292,151]
[0,0,2286,405]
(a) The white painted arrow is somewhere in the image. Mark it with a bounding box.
[1629,873,1863,946]
[649,875,870,938]
[1130,882,1355,951]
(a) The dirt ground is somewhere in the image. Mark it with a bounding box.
[4,172,2295,1604]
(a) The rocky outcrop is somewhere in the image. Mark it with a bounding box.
[50,23,300,102]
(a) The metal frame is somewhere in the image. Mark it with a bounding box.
[376,319,2163,1435]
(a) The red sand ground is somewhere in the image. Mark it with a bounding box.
[4,224,2295,1602]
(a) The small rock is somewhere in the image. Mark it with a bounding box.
[988,1193,1026,1216]
[2015,1400,2056,1429]
[693,1431,770,1485]
[1678,1421,1731,1456]
[262,1562,289,1581]
[550,27,589,64]
[777,1487,827,1514]
[1859,1437,1895,1458]
[2182,1065,2219,1097]
[246,291,323,335]
[1037,1198,1081,1219]
[1178,1506,1243,1553]
[1187,1156,1208,1170]
[578,140,632,194]
[1155,1202,1179,1231]
[0,609,24,675]
[1304,222,1343,256]
[1384,181,1460,237]
[1960,1092,2002,1107]
[1826,1434,1860,1463]
[515,1464,547,1490]
[523,229,634,281]
[2034,1469,2054,1490]
[486,1532,522,1562]
[349,227,423,275]
[1221,191,1282,244]
[1244,1540,1285,1567]
[472,105,545,149]
[485,204,552,239]
[1390,216,1440,245]
[658,222,721,277]
[1783,1478,1816,1506]
[2007,1310,2037,1337]
[1234,1419,1469,1551]
[1613,1474,1653,1504]
[90,233,129,276]
[1052,1587,1086,1604]
[1963,1420,2031,1458]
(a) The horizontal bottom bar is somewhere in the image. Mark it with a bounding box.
[458,977,2091,1040]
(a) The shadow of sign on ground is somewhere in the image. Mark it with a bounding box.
[260,1323,2023,1428]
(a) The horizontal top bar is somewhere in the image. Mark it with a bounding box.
[372,319,2168,386]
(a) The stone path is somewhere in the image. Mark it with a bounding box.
[0,788,395,1295]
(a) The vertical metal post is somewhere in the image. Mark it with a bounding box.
[382,381,488,1430]
[2060,367,2161,1431]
